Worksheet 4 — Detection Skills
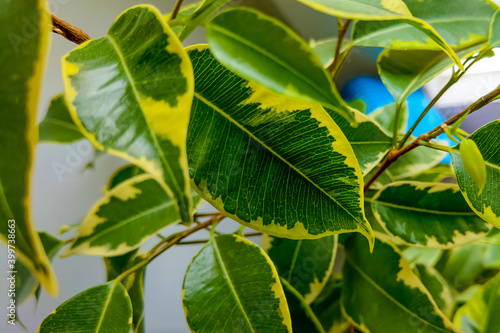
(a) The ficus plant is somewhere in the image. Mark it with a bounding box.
[2,0,500,332]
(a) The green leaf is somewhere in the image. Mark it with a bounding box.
[326,107,392,176]
[296,0,463,68]
[16,233,63,305]
[371,182,490,248]
[39,281,132,333]
[39,94,84,143]
[368,102,408,135]
[343,235,458,333]
[183,234,292,332]
[62,5,194,222]
[0,0,57,296]
[353,0,498,49]
[62,174,201,257]
[187,45,374,246]
[310,274,350,333]
[450,120,500,228]
[310,37,352,68]
[453,273,500,333]
[103,251,145,333]
[281,278,325,333]
[107,164,145,190]
[416,265,454,317]
[206,7,355,122]
[262,235,338,303]
[405,164,455,183]
[378,44,483,105]
[489,10,500,47]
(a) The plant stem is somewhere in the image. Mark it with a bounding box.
[392,103,403,146]
[115,214,225,282]
[364,84,500,192]
[51,14,91,45]
[328,19,352,76]
[398,46,492,149]
[418,141,452,152]
[170,0,185,20]
[177,232,262,245]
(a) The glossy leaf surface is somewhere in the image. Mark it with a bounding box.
[206,8,354,121]
[39,281,132,333]
[263,235,337,303]
[63,5,194,222]
[187,45,373,244]
[343,235,458,333]
[451,120,500,228]
[372,182,490,248]
[183,234,292,332]
[0,0,57,295]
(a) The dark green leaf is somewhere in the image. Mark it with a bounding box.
[343,235,458,332]
[39,94,83,143]
[263,235,337,303]
[187,45,374,245]
[372,182,490,248]
[183,234,292,332]
[39,281,132,333]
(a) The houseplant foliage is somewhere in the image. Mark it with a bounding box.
[3,0,500,332]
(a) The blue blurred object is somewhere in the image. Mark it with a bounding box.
[341,76,452,163]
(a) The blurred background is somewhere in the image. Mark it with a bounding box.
[1,0,500,332]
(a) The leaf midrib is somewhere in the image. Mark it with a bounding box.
[354,17,490,45]
[94,282,117,332]
[194,92,364,225]
[106,34,183,197]
[208,24,335,106]
[374,200,477,216]
[346,256,453,333]
[212,238,256,333]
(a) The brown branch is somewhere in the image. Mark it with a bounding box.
[328,19,352,75]
[51,14,91,45]
[364,85,500,192]
[170,0,185,20]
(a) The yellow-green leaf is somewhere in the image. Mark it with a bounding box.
[187,45,374,247]
[0,0,58,295]
[62,5,194,222]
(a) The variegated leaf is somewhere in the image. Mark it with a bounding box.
[416,264,454,317]
[183,234,292,332]
[262,235,337,304]
[62,5,194,222]
[0,0,57,295]
[39,281,132,333]
[450,120,500,229]
[63,175,201,257]
[296,0,462,67]
[343,235,459,333]
[371,182,490,248]
[187,45,374,246]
